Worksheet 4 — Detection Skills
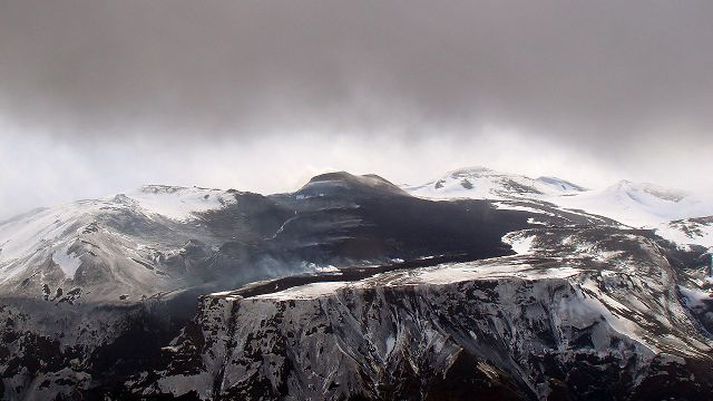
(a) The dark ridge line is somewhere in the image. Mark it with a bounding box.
[219,253,484,299]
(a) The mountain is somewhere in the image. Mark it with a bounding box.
[1,173,522,303]
[0,172,539,400]
[136,200,713,401]
[553,180,713,228]
[407,167,713,231]
[1,169,713,400]
[295,171,410,199]
[0,185,290,303]
[407,166,585,200]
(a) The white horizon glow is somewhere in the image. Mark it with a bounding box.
[2,117,710,220]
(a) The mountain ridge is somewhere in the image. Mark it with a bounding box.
[2,167,713,400]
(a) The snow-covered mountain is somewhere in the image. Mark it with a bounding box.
[0,185,239,268]
[553,180,713,228]
[407,167,713,249]
[1,172,542,400]
[2,169,713,400]
[0,185,253,303]
[407,166,585,200]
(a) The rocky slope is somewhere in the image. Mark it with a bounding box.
[2,168,713,400]
[136,221,713,401]
[0,172,536,400]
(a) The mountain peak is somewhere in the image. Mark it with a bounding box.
[447,166,495,177]
[298,171,408,198]
[306,171,360,183]
[138,184,190,194]
[408,166,584,200]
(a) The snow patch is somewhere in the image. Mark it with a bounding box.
[52,243,82,279]
[126,185,237,221]
[385,334,396,356]
[502,232,535,255]
[252,281,349,300]
[656,218,713,249]
[679,285,713,307]
[412,263,582,285]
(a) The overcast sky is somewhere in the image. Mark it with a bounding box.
[1,0,713,218]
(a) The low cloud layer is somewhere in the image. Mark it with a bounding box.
[1,0,712,217]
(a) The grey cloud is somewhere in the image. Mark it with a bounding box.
[1,0,712,219]
[2,1,713,144]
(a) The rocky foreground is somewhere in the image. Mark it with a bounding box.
[135,225,713,401]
